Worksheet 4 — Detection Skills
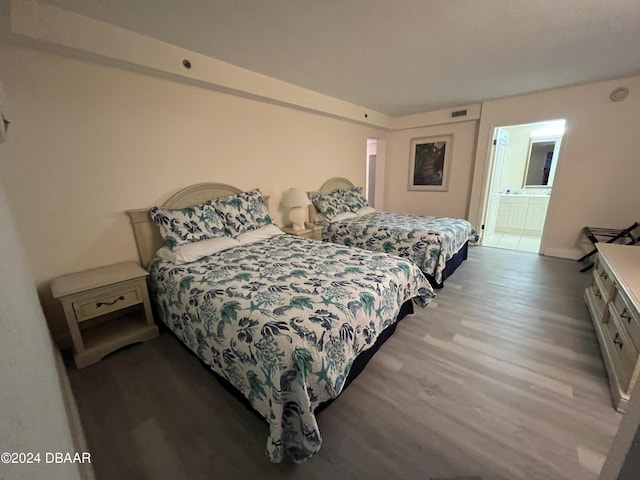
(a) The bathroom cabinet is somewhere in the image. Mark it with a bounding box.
[495,195,549,235]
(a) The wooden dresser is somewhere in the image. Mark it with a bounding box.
[585,243,640,412]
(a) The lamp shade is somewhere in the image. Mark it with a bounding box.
[282,187,311,207]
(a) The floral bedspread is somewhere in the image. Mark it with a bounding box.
[321,212,478,284]
[148,234,434,463]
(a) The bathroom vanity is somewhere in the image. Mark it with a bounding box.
[495,194,549,235]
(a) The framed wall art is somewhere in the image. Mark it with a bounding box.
[408,134,453,191]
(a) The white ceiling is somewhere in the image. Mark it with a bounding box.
[46,0,640,116]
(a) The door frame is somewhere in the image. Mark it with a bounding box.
[476,120,565,253]
[480,127,510,242]
[366,137,386,210]
[475,123,500,245]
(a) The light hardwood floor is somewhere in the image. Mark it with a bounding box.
[66,246,622,480]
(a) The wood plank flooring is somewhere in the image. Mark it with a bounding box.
[66,246,622,480]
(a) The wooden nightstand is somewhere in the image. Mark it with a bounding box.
[281,224,323,240]
[51,261,158,368]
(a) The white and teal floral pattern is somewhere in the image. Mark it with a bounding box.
[149,234,434,463]
[150,203,227,250]
[213,189,273,236]
[321,212,478,284]
[310,190,352,220]
[341,187,369,212]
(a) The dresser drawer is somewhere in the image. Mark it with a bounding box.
[588,280,608,319]
[604,313,637,389]
[611,291,640,348]
[73,286,143,323]
[594,258,616,302]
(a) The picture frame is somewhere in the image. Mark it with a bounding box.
[408,134,453,191]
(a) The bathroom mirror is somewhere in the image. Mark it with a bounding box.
[523,136,560,188]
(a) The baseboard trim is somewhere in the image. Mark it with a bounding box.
[543,246,583,260]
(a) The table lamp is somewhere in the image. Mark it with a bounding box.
[282,187,311,230]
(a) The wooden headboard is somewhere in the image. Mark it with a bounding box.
[307,177,356,225]
[126,182,244,269]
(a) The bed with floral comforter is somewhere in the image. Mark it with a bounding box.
[320,212,478,285]
[149,233,434,463]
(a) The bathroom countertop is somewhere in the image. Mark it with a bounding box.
[500,193,550,197]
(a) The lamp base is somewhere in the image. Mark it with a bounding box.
[289,206,306,231]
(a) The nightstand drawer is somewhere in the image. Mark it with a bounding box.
[73,287,143,323]
[305,229,322,240]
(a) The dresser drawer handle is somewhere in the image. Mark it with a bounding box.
[621,308,631,322]
[613,333,624,349]
[600,271,608,280]
[96,295,125,308]
[595,290,602,299]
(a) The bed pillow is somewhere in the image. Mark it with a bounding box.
[156,236,240,264]
[310,190,351,220]
[356,206,377,216]
[342,187,369,212]
[150,202,227,250]
[313,211,329,224]
[213,189,274,237]
[235,224,285,244]
[331,212,357,222]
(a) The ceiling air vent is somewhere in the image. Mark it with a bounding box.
[451,109,467,118]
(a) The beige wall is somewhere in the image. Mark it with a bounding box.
[469,76,640,259]
[0,180,82,480]
[0,44,383,340]
[384,120,478,219]
[4,40,639,344]
[8,0,392,129]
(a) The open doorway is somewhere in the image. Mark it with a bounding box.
[366,139,377,206]
[481,120,565,253]
[366,138,385,209]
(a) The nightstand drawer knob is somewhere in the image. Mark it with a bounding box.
[96,295,125,308]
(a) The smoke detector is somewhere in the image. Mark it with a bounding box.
[610,87,630,102]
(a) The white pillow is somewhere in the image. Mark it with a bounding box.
[331,212,357,222]
[156,236,240,264]
[235,224,285,244]
[356,206,376,216]
[314,212,329,224]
